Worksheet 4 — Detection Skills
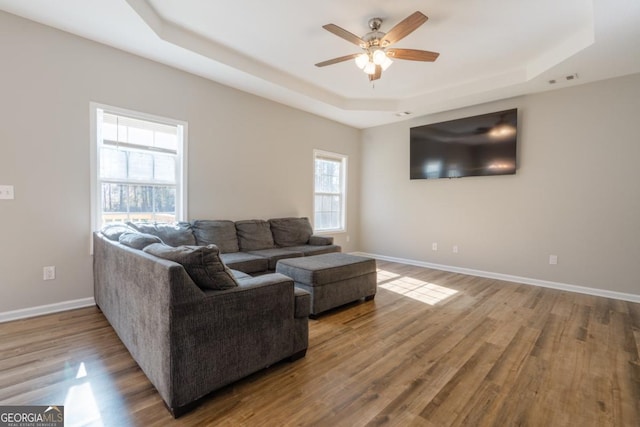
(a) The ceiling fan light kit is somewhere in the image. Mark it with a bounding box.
[355,53,369,69]
[372,49,393,69]
[354,49,392,75]
[363,61,377,75]
[316,11,439,82]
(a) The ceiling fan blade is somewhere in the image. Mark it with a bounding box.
[386,48,439,62]
[381,11,428,46]
[315,53,360,67]
[369,65,382,81]
[322,24,366,47]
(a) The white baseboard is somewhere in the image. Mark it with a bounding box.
[0,297,96,323]
[352,252,640,303]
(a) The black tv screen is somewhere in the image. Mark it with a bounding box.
[410,109,518,180]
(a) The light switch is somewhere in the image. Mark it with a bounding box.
[0,185,14,199]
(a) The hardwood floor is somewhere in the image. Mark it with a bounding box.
[1,260,639,426]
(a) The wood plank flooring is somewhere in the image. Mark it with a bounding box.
[1,260,639,426]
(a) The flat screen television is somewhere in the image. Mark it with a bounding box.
[410,108,518,180]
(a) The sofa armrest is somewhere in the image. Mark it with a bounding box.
[94,233,307,414]
[294,287,310,318]
[309,234,333,245]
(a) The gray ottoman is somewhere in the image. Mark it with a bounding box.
[276,253,377,317]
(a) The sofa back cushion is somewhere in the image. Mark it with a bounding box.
[127,222,196,247]
[100,223,137,241]
[269,217,313,247]
[191,220,239,253]
[235,220,275,251]
[143,243,238,290]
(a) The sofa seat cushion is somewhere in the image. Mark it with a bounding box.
[247,248,304,270]
[229,269,252,280]
[144,243,238,290]
[268,217,313,247]
[127,222,196,247]
[220,252,269,274]
[235,220,275,251]
[191,220,239,253]
[281,244,341,257]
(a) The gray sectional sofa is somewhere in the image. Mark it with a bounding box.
[93,217,339,416]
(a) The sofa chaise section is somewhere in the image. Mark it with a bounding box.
[93,232,309,417]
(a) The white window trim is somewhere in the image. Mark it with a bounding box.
[313,149,347,234]
[90,102,188,250]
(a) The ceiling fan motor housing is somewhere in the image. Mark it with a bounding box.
[363,31,385,48]
[368,17,382,31]
[365,18,386,48]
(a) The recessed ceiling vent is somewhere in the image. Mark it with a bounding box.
[548,73,579,85]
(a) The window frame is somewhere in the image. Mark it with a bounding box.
[313,149,347,233]
[90,102,188,235]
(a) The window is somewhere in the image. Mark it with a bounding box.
[91,104,187,230]
[313,150,347,232]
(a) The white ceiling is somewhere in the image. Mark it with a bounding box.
[1,0,639,129]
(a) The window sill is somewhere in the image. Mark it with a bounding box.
[315,229,346,235]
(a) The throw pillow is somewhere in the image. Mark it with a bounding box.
[127,221,196,247]
[118,232,162,250]
[143,243,238,291]
[101,223,137,241]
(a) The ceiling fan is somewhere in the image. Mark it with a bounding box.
[315,11,439,81]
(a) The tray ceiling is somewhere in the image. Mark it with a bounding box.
[1,0,639,128]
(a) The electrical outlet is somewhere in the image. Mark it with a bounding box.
[453,245,459,253]
[549,255,558,265]
[43,266,56,280]
[432,242,438,251]
[0,185,14,200]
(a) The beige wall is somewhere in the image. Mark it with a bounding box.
[2,9,638,316]
[360,73,640,296]
[0,11,360,313]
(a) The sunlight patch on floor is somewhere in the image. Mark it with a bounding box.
[377,269,401,282]
[64,362,103,427]
[378,269,458,305]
